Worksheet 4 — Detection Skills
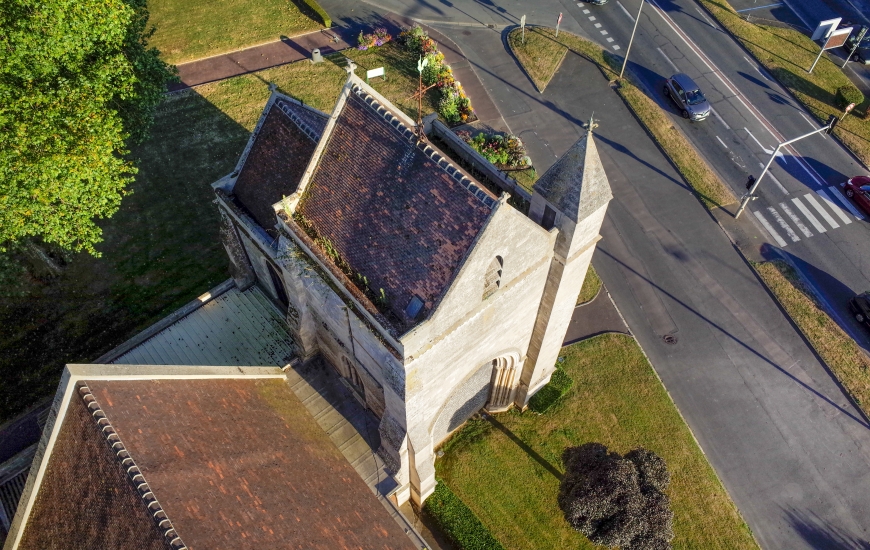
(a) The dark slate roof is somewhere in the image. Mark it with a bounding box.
[297,85,496,330]
[232,98,327,233]
[18,392,171,550]
[79,378,416,550]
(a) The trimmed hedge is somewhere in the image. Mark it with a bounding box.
[300,0,331,27]
[835,84,864,110]
[424,479,506,550]
[527,366,574,413]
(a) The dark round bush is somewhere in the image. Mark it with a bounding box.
[835,85,864,110]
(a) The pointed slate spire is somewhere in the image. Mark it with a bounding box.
[533,116,612,223]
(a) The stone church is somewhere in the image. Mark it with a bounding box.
[212,65,612,506]
[3,64,612,549]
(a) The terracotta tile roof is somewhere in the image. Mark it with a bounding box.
[81,378,416,550]
[18,391,171,550]
[297,85,496,330]
[232,98,326,233]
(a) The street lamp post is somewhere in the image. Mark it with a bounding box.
[620,0,645,79]
[734,119,837,219]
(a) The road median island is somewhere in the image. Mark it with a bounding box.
[695,0,870,166]
[507,26,736,209]
[753,260,870,418]
[436,333,759,549]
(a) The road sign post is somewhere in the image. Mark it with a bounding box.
[809,26,852,73]
[843,26,868,68]
[555,12,563,37]
[521,14,526,44]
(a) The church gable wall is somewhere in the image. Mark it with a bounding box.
[401,205,555,446]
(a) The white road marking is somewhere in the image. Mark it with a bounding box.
[792,197,827,233]
[710,108,730,130]
[816,189,853,224]
[594,22,602,28]
[829,185,864,219]
[607,37,615,42]
[589,16,597,20]
[646,0,828,188]
[754,211,788,246]
[779,202,813,237]
[694,7,716,28]
[582,8,591,14]
[804,193,840,229]
[743,56,772,81]
[601,30,609,35]
[616,1,635,21]
[768,207,800,242]
[798,112,824,137]
[716,136,728,148]
[613,45,621,50]
[757,162,789,194]
[656,47,680,72]
[736,2,783,12]
[745,127,774,155]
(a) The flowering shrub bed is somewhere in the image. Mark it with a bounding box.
[356,28,392,50]
[399,24,475,124]
[456,131,531,168]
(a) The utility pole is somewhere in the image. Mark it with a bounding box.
[620,0,645,79]
[734,116,838,219]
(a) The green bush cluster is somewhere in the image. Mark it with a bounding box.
[459,131,531,168]
[299,0,331,27]
[835,84,864,110]
[528,366,574,413]
[423,480,506,550]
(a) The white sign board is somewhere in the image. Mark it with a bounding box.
[366,67,385,83]
[812,17,841,41]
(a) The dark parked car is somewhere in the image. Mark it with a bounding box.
[843,175,870,215]
[849,291,870,328]
[586,0,609,5]
[842,25,870,65]
[663,73,711,121]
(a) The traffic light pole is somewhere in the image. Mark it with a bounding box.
[734,120,836,219]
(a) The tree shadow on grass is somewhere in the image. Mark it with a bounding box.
[484,414,564,480]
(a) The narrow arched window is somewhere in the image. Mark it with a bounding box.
[266,262,289,309]
[483,256,503,300]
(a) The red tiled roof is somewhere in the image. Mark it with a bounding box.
[298,86,496,330]
[233,98,326,234]
[82,378,415,549]
[18,393,171,550]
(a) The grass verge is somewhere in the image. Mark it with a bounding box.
[753,260,870,415]
[527,366,574,413]
[423,479,506,550]
[510,167,538,193]
[437,334,758,549]
[0,44,437,423]
[696,0,870,165]
[576,265,601,305]
[509,27,735,209]
[507,28,568,92]
[148,0,322,64]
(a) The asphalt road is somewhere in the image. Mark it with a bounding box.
[320,0,870,546]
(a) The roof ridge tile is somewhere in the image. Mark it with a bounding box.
[275,99,322,143]
[77,384,188,550]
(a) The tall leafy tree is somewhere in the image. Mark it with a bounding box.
[0,0,175,255]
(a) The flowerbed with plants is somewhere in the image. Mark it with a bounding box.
[357,28,392,50]
[457,130,531,169]
[399,24,475,124]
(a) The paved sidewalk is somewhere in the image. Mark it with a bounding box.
[563,285,630,345]
[168,28,352,91]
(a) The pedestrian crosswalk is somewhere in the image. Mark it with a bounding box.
[751,184,864,247]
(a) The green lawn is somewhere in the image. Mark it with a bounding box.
[0,43,437,423]
[437,334,758,550]
[148,0,323,64]
[508,27,735,210]
[576,265,601,305]
[753,261,870,416]
[697,0,870,165]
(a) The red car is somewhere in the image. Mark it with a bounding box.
[843,176,870,215]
